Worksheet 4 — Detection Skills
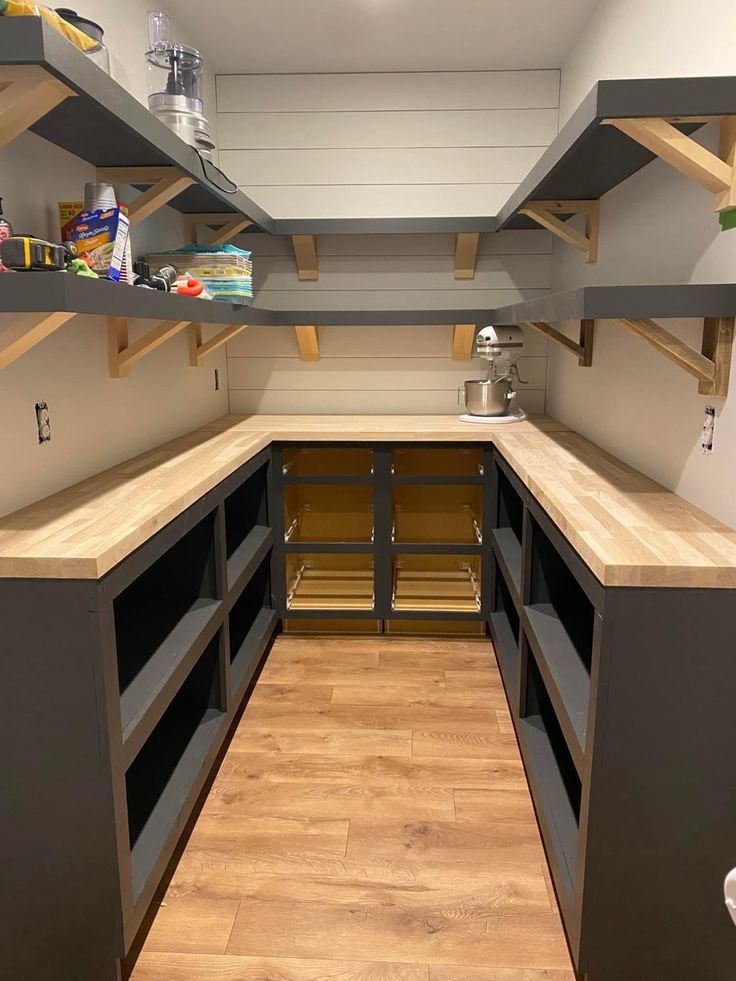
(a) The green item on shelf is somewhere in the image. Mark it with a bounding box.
[719,209,736,232]
[68,258,99,277]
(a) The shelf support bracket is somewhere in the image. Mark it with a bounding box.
[292,235,319,281]
[0,66,75,152]
[107,318,191,377]
[519,200,599,262]
[96,167,195,225]
[524,319,595,366]
[186,213,252,245]
[0,311,76,370]
[295,325,320,361]
[612,315,733,396]
[454,233,480,279]
[604,116,736,213]
[452,324,476,360]
[188,322,247,367]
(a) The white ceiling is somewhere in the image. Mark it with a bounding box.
[166,0,598,75]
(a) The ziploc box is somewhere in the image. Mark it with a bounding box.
[71,207,130,281]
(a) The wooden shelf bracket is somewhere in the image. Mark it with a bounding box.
[0,311,77,370]
[454,233,480,279]
[292,235,319,281]
[604,116,736,214]
[188,322,247,366]
[452,324,477,360]
[519,200,600,262]
[186,213,253,245]
[96,167,195,225]
[294,325,320,361]
[107,316,191,377]
[612,315,734,396]
[525,319,595,366]
[0,65,75,152]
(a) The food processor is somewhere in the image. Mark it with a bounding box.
[459,325,527,424]
[145,10,215,160]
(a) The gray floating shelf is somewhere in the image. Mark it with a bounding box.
[3,277,735,331]
[493,284,736,325]
[2,19,735,235]
[0,273,271,324]
[499,76,736,230]
[0,17,270,228]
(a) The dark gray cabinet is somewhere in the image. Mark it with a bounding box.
[488,448,736,981]
[0,448,277,981]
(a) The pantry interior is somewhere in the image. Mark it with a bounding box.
[1,2,736,980]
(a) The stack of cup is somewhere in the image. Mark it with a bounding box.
[84,182,117,211]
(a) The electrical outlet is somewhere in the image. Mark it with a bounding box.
[214,368,220,391]
[35,401,51,444]
[701,405,716,454]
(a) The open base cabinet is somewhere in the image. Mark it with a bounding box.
[2,440,736,981]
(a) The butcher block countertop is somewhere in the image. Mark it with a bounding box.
[0,413,735,587]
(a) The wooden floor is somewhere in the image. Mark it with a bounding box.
[131,634,575,981]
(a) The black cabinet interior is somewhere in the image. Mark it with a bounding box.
[528,516,594,673]
[225,464,268,560]
[113,511,219,731]
[125,631,225,899]
[520,649,581,899]
[490,559,520,693]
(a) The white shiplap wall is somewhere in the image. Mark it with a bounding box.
[218,71,559,414]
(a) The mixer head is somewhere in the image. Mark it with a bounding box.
[475,325,524,380]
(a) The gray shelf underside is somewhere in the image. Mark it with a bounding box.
[2,276,735,327]
[2,19,736,235]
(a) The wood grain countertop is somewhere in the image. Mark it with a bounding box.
[0,414,735,587]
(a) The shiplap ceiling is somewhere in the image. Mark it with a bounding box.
[167,0,598,73]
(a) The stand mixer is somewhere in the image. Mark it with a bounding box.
[459,325,527,424]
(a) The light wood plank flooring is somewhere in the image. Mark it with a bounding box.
[131,635,575,981]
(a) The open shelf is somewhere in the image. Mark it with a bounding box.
[519,650,581,906]
[224,464,270,590]
[284,484,374,543]
[282,447,373,478]
[392,447,484,479]
[125,632,225,901]
[524,516,593,765]
[393,554,481,613]
[286,553,374,611]
[490,560,521,699]
[0,17,267,225]
[392,485,482,545]
[497,76,736,230]
[491,527,522,598]
[228,555,275,696]
[113,511,220,739]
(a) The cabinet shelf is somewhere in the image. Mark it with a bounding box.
[524,515,594,769]
[228,555,274,696]
[392,486,482,545]
[286,553,374,611]
[392,447,484,479]
[393,555,481,613]
[113,511,219,739]
[125,634,226,902]
[491,527,522,599]
[518,652,581,909]
[282,447,373,478]
[284,485,374,544]
[490,560,521,700]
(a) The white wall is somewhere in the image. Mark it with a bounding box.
[221,70,559,413]
[0,4,225,518]
[217,70,557,220]
[546,0,736,526]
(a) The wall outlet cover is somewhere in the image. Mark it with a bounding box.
[35,401,51,444]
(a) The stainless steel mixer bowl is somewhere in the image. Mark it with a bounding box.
[462,378,517,417]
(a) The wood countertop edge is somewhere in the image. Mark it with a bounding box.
[1,415,735,587]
